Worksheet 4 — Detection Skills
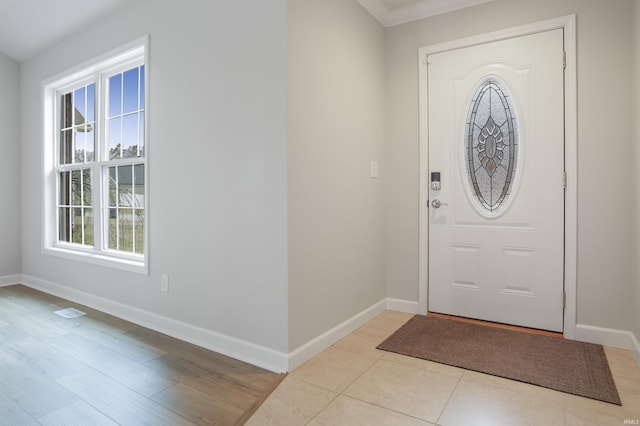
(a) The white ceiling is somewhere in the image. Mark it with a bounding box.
[358,0,496,27]
[0,0,136,62]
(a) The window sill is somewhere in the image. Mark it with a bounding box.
[43,246,148,275]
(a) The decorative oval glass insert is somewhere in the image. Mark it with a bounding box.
[464,77,519,213]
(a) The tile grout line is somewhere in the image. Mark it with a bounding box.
[337,337,446,424]
[304,391,340,425]
[336,393,436,425]
[434,369,466,426]
[298,334,398,424]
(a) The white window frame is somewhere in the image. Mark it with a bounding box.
[42,37,149,274]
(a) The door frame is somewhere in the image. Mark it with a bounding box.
[418,15,577,339]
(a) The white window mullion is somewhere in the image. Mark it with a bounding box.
[114,166,120,251]
[92,162,103,252]
[95,73,107,253]
[120,71,125,159]
[80,169,85,245]
[130,165,136,254]
[83,88,87,163]
[137,69,141,157]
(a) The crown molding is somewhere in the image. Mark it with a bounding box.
[358,0,495,27]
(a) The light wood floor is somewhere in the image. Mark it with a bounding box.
[0,284,285,425]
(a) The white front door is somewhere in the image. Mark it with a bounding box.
[427,29,565,332]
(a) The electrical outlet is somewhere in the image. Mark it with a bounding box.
[161,274,169,292]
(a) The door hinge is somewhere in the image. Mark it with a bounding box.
[562,291,566,309]
[563,51,566,69]
[563,171,567,190]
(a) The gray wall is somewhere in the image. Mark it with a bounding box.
[384,0,636,332]
[288,0,387,350]
[0,52,20,278]
[20,0,289,353]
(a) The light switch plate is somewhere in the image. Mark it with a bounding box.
[370,161,379,178]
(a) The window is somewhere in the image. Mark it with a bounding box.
[43,38,148,274]
[464,77,519,215]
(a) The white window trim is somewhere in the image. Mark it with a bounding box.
[42,36,149,275]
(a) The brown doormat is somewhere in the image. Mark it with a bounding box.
[377,315,621,405]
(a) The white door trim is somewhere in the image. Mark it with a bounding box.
[418,14,577,339]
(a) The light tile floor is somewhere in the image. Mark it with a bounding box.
[247,311,640,426]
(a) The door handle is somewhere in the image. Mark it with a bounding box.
[431,199,448,209]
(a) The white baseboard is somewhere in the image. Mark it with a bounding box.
[0,275,22,287]
[288,298,419,371]
[386,298,421,314]
[288,299,388,371]
[576,324,640,368]
[16,279,640,373]
[17,274,420,374]
[631,333,640,367]
[20,275,289,373]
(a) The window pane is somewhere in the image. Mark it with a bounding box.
[108,117,121,159]
[140,65,145,110]
[85,126,95,162]
[122,113,139,158]
[119,209,134,252]
[84,208,94,246]
[134,210,144,254]
[86,84,95,122]
[118,165,133,207]
[71,170,81,205]
[82,169,92,206]
[123,68,139,114]
[60,129,73,165]
[108,167,117,207]
[109,73,122,118]
[61,93,72,129]
[139,112,145,157]
[73,87,86,125]
[59,171,70,205]
[85,83,96,162]
[73,124,94,163]
[74,126,86,163]
[103,164,144,253]
[59,207,70,242]
[134,164,144,208]
[72,207,83,244]
[108,208,118,250]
